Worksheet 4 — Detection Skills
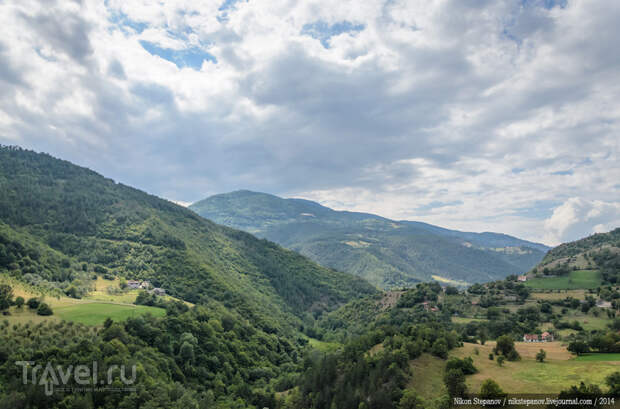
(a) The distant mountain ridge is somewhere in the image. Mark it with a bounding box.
[190,190,550,288]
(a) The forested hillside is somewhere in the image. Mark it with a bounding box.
[0,145,381,406]
[191,190,549,288]
[0,146,375,331]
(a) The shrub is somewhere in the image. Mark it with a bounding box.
[14,296,24,308]
[26,297,40,309]
[36,302,53,316]
[480,379,506,400]
[536,349,546,363]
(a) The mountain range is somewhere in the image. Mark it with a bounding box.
[190,190,550,288]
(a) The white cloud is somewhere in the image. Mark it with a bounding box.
[0,0,619,245]
[543,198,620,245]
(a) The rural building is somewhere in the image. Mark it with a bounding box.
[517,275,527,282]
[541,331,554,342]
[597,300,612,308]
[523,332,554,342]
[151,288,166,296]
[127,280,141,289]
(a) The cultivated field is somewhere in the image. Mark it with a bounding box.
[530,289,587,301]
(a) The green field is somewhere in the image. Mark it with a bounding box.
[451,317,488,324]
[575,353,620,362]
[54,302,165,325]
[525,270,602,290]
[451,342,620,394]
[307,337,342,352]
[408,354,447,402]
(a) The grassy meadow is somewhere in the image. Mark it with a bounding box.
[525,270,602,290]
[1,274,167,326]
[54,302,165,325]
[450,342,620,393]
[575,353,620,362]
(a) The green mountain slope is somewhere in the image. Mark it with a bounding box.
[190,190,549,288]
[533,228,620,277]
[0,146,376,336]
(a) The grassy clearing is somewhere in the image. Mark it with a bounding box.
[530,289,587,301]
[0,274,169,326]
[451,317,488,324]
[451,342,620,393]
[307,337,341,352]
[408,354,447,401]
[525,270,602,290]
[54,302,165,326]
[432,275,469,287]
[575,353,620,362]
[559,310,611,332]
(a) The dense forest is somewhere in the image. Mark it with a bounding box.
[190,190,548,288]
[0,145,375,335]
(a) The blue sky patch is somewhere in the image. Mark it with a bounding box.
[301,21,365,48]
[521,0,568,9]
[551,169,573,175]
[139,41,217,70]
[218,0,247,22]
[108,9,148,34]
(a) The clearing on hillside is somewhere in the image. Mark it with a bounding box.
[407,354,447,402]
[451,342,620,393]
[54,302,165,326]
[525,270,602,290]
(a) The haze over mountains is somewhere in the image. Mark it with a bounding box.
[191,190,550,288]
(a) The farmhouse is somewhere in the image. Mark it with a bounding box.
[151,287,166,296]
[517,275,527,282]
[127,280,141,289]
[597,300,612,309]
[541,331,554,342]
[523,332,554,342]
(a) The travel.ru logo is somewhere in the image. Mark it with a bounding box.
[16,361,136,396]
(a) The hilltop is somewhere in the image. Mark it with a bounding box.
[0,146,376,335]
[190,190,549,288]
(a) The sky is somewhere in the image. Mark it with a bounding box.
[0,0,619,246]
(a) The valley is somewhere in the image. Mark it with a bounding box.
[0,146,618,408]
[190,191,549,289]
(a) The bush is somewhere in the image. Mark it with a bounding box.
[14,296,24,308]
[480,379,506,400]
[536,349,546,363]
[36,302,53,316]
[26,297,40,309]
[446,357,477,375]
[432,338,449,359]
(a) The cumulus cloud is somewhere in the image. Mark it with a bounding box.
[0,0,618,245]
[543,198,620,245]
